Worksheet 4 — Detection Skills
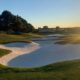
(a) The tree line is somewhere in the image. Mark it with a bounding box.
[0,10,35,34]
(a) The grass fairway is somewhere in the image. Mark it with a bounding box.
[0,60,80,80]
[0,33,43,44]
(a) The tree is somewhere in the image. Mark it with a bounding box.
[0,10,35,33]
[55,26,60,32]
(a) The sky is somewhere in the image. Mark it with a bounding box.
[0,0,80,28]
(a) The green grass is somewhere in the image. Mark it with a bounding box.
[0,48,11,57]
[0,33,43,44]
[0,60,80,80]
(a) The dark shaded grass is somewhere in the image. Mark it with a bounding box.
[0,49,11,57]
[0,60,80,80]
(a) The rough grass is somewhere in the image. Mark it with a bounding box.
[21,33,43,38]
[55,34,80,44]
[0,60,80,80]
[0,33,43,44]
[0,48,11,57]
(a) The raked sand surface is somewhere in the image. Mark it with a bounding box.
[0,42,40,66]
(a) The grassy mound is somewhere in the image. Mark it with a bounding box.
[0,60,80,80]
[0,33,42,44]
[0,49,11,57]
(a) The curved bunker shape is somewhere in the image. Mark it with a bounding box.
[8,41,80,68]
[0,42,40,66]
[1,35,80,68]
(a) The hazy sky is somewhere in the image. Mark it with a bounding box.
[0,0,80,28]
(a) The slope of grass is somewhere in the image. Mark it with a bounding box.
[0,33,43,44]
[21,33,43,38]
[0,48,11,57]
[0,60,80,80]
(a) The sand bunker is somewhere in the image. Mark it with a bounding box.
[0,42,40,66]
[0,35,80,68]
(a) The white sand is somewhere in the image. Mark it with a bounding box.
[0,42,40,66]
[1,41,80,68]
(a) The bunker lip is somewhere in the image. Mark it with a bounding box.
[0,40,32,44]
[0,42,40,66]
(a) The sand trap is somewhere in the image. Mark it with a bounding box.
[0,42,40,66]
[0,35,80,68]
[7,41,80,68]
